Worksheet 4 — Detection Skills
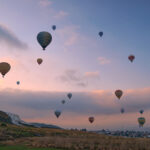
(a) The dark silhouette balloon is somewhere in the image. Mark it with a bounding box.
[89,117,94,123]
[0,62,11,78]
[128,55,135,62]
[37,31,52,50]
[139,109,144,114]
[120,108,125,114]
[37,58,43,65]
[16,81,20,85]
[54,110,61,118]
[61,100,65,104]
[115,90,123,99]
[52,25,56,30]
[99,31,103,37]
[67,93,72,99]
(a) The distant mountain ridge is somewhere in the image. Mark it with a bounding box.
[0,111,12,124]
[0,110,61,129]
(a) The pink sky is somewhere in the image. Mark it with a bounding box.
[0,0,149,130]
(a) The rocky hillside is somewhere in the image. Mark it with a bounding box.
[0,110,61,129]
[0,111,12,124]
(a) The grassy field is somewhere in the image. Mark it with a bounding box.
[0,123,150,150]
[0,145,63,150]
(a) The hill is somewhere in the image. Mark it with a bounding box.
[0,111,149,149]
[0,111,12,124]
[0,123,149,150]
[0,111,60,129]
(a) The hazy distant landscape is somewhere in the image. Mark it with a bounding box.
[0,110,148,150]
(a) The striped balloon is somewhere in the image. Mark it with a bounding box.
[138,117,145,127]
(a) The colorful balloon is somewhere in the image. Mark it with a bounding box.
[138,117,145,127]
[115,90,123,99]
[37,58,43,65]
[89,117,94,123]
[37,31,52,50]
[0,62,11,77]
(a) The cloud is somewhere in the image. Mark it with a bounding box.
[1,87,150,116]
[64,34,78,46]
[56,25,99,51]
[0,89,117,115]
[92,87,150,114]
[59,69,87,87]
[0,57,17,66]
[76,82,87,87]
[0,88,150,129]
[39,0,52,7]
[0,24,28,50]
[54,11,68,19]
[98,57,111,65]
[59,69,100,87]
[56,26,80,47]
[84,72,100,79]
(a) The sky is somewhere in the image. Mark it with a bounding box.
[0,0,150,130]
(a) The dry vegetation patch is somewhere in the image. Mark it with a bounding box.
[0,124,150,150]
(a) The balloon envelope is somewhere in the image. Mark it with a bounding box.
[37,31,52,50]
[128,55,135,62]
[89,117,94,123]
[0,62,11,77]
[16,81,20,85]
[67,93,72,99]
[139,109,144,114]
[120,108,125,114]
[61,100,65,104]
[52,25,56,30]
[138,117,145,127]
[54,110,61,118]
[37,58,43,65]
[99,31,103,37]
[115,90,123,99]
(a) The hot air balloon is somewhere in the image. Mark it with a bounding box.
[0,62,11,78]
[54,110,61,118]
[16,81,20,85]
[139,109,144,114]
[89,117,94,123]
[61,100,65,104]
[37,58,43,65]
[37,31,52,50]
[120,108,125,114]
[99,31,103,37]
[67,93,72,99]
[115,90,123,99]
[138,117,145,127]
[128,55,135,62]
[52,25,56,30]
